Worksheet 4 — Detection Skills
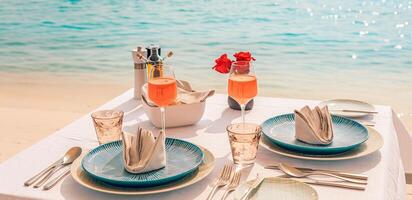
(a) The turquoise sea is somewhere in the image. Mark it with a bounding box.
[0,0,411,113]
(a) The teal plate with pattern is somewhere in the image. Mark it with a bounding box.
[82,138,204,187]
[261,114,368,154]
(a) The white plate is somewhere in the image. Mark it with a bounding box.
[319,99,375,118]
[234,177,318,200]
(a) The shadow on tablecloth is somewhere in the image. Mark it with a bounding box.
[204,108,239,134]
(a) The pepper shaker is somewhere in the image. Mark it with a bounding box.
[131,46,147,100]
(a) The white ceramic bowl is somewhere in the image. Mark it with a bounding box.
[142,98,206,128]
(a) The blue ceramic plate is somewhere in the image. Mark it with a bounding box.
[82,138,204,187]
[261,114,368,154]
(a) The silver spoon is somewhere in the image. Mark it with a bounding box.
[33,147,82,188]
[24,147,81,186]
[278,163,367,185]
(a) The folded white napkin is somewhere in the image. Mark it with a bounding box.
[121,128,166,174]
[142,80,215,106]
[294,106,334,145]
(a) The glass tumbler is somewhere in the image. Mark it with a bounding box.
[91,110,124,145]
[227,123,262,166]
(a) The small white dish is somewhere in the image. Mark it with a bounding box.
[234,177,318,200]
[142,97,206,128]
[319,99,375,118]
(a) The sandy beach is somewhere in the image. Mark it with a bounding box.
[0,72,411,163]
[0,72,129,162]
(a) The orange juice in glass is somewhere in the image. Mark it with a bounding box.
[228,74,257,105]
[148,77,177,106]
[147,64,177,134]
[228,61,257,124]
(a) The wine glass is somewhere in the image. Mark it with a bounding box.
[228,61,257,124]
[147,63,177,134]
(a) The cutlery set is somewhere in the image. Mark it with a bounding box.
[278,163,366,185]
[207,162,368,200]
[24,147,82,190]
[265,163,368,190]
[265,164,367,180]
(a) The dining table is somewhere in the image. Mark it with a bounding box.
[0,89,409,200]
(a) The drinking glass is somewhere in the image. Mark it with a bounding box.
[91,110,124,144]
[227,123,262,166]
[228,61,257,124]
[147,63,177,134]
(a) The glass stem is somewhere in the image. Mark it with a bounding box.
[160,107,166,134]
[240,104,246,125]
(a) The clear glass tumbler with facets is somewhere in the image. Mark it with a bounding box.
[227,123,262,166]
[91,110,124,145]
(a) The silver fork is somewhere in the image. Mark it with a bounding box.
[206,164,234,200]
[221,170,241,200]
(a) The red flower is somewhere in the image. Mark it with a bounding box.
[212,54,232,74]
[233,51,256,62]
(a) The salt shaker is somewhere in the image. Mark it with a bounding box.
[131,46,147,100]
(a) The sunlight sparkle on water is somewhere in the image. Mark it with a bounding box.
[352,54,357,59]
[394,45,403,49]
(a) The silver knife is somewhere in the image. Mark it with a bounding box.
[240,175,265,200]
[290,178,366,190]
[330,109,378,114]
[43,167,71,190]
[265,164,368,180]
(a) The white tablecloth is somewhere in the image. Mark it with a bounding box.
[0,89,408,200]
